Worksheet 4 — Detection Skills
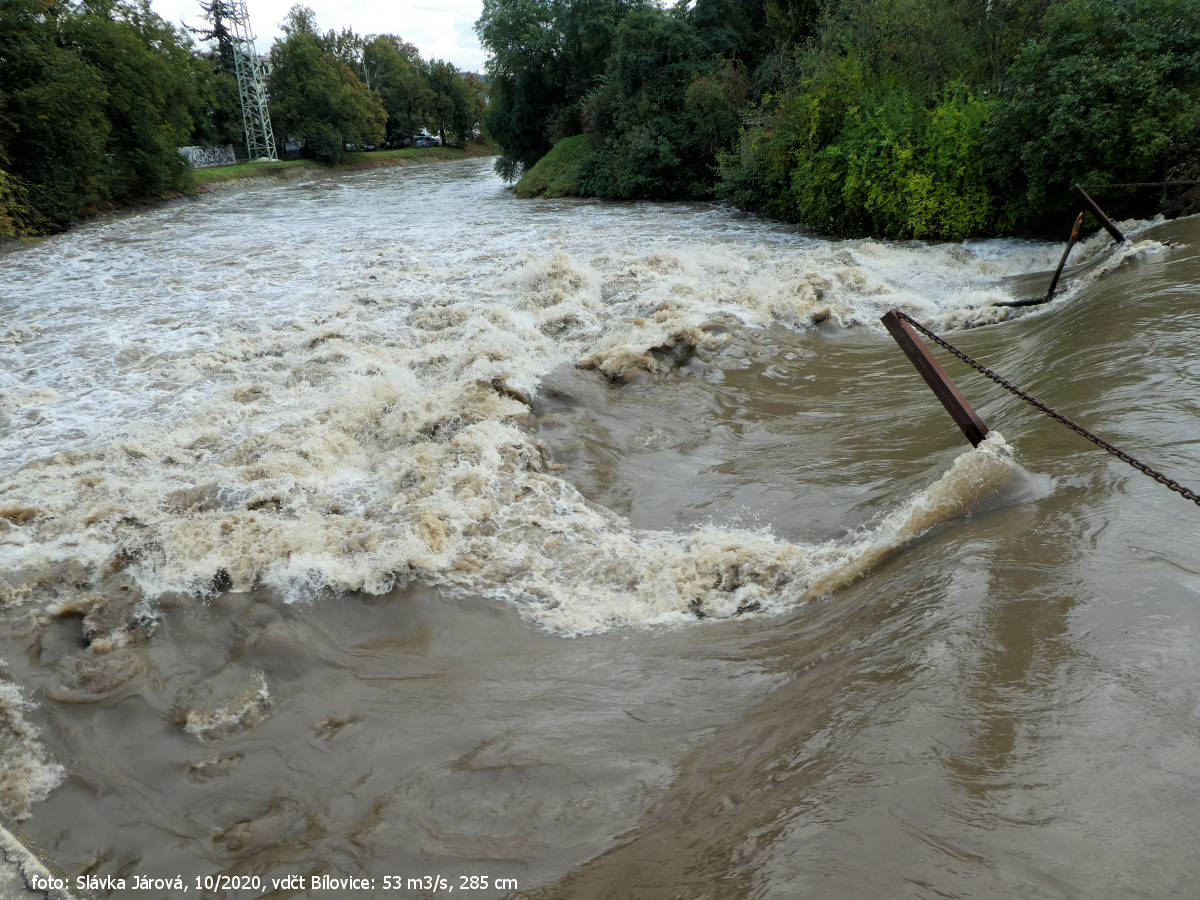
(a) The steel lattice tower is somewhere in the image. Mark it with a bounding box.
[227,0,276,160]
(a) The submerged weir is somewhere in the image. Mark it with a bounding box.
[2,159,1199,897]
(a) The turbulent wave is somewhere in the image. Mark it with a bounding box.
[2,264,1016,638]
[0,165,1162,641]
[0,677,66,822]
[464,432,1018,634]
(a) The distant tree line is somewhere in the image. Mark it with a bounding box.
[0,0,485,236]
[264,5,485,164]
[477,0,1200,238]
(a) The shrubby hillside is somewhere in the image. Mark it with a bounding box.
[478,0,1200,238]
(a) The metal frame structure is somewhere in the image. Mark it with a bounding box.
[227,0,276,160]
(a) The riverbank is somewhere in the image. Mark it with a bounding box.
[0,824,77,900]
[511,134,591,199]
[0,143,497,243]
[191,141,497,191]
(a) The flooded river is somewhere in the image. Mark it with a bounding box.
[2,157,1199,898]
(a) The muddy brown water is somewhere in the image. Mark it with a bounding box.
[2,159,1199,898]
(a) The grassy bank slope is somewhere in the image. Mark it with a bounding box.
[512,135,591,199]
[192,141,497,189]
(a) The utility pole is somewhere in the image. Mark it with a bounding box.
[226,0,277,160]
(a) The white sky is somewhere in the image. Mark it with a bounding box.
[150,0,489,72]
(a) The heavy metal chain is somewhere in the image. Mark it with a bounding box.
[895,310,1200,508]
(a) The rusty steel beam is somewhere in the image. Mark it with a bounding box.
[881,310,990,448]
[1043,211,1085,302]
[997,210,1086,308]
[1073,184,1125,243]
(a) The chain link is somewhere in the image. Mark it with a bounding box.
[895,311,1200,508]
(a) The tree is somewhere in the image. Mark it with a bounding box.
[476,0,647,179]
[188,0,237,74]
[281,3,317,37]
[577,4,749,199]
[190,61,242,148]
[324,26,363,68]
[67,0,200,200]
[0,0,110,229]
[1,0,216,231]
[186,0,243,148]
[987,0,1200,227]
[425,60,478,147]
[268,6,386,162]
[363,35,433,142]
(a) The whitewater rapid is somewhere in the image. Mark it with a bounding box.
[0,164,1166,635]
[0,161,1170,821]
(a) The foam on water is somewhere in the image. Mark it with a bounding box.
[0,678,66,822]
[3,164,1137,645]
[177,670,272,743]
[0,260,1019,633]
[9,162,1164,826]
[1045,236,1169,303]
[471,432,1018,634]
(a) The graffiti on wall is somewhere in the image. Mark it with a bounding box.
[179,145,237,169]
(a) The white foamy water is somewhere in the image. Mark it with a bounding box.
[0,160,1151,635]
[0,677,65,822]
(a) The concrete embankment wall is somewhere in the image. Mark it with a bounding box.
[0,825,78,900]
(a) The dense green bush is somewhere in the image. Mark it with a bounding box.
[578,7,710,198]
[714,0,1021,239]
[987,0,1200,228]
[68,3,199,200]
[577,5,752,199]
[836,86,996,238]
[476,0,647,179]
[717,55,862,226]
[0,168,36,239]
[479,0,1200,237]
[478,0,760,191]
[0,0,220,232]
[720,74,995,239]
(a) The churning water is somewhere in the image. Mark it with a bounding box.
[2,158,1198,898]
